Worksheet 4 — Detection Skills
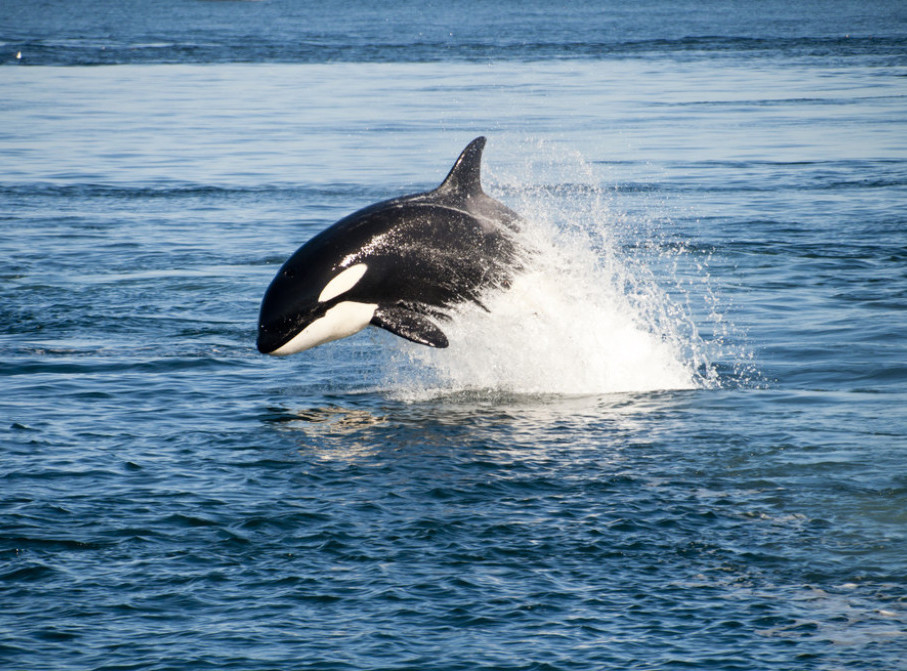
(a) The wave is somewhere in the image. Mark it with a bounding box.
[5,35,905,67]
[0,181,383,201]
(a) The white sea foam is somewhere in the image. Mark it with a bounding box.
[385,140,723,399]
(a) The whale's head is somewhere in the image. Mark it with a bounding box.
[257,259,376,356]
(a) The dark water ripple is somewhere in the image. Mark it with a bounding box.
[6,35,907,67]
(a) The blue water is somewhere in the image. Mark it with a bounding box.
[2,2,907,669]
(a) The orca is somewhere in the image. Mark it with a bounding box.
[256,137,522,356]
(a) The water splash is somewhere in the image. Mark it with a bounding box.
[385,140,727,399]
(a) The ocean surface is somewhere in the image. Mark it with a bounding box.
[2,1,906,669]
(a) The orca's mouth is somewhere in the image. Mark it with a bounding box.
[257,299,331,355]
[256,321,298,355]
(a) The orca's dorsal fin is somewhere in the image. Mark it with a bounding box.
[435,136,486,200]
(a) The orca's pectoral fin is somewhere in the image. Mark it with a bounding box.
[372,306,449,348]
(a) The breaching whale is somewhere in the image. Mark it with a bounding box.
[256,137,522,356]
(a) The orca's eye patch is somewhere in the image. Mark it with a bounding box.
[318,263,368,303]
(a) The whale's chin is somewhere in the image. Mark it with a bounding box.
[260,301,378,356]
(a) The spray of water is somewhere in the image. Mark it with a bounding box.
[384,140,727,400]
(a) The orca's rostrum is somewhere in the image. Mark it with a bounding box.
[257,137,522,356]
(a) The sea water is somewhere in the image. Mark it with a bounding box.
[2,2,906,670]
